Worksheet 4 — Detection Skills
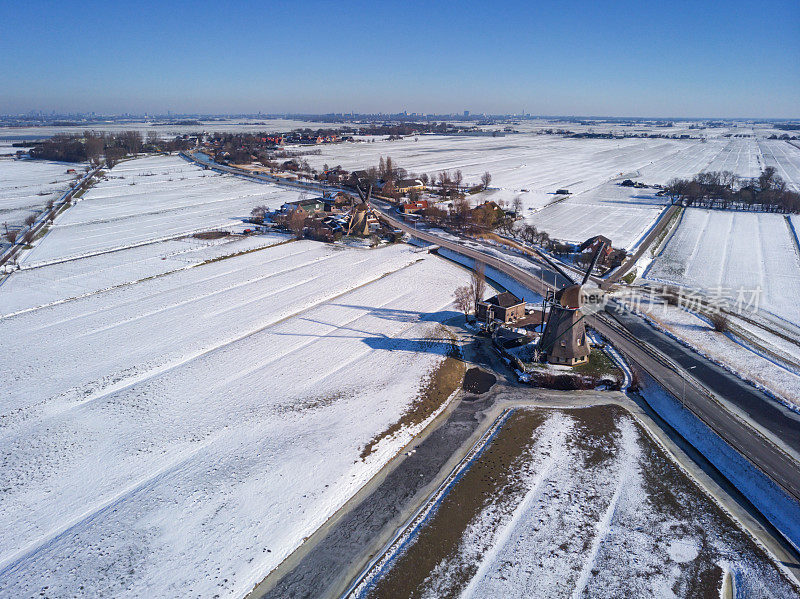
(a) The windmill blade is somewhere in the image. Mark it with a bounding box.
[365,184,372,204]
[355,183,366,202]
[581,241,606,286]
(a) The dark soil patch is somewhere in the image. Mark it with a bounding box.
[365,409,546,599]
[462,367,496,394]
[193,230,229,239]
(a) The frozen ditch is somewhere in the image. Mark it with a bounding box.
[357,406,798,599]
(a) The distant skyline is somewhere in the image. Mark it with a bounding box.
[2,0,798,119]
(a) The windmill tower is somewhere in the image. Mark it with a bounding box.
[539,240,607,365]
[347,182,373,237]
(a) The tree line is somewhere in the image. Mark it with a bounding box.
[28,131,195,166]
[664,168,800,213]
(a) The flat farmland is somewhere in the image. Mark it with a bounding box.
[759,140,800,191]
[528,182,667,249]
[0,231,292,317]
[645,208,800,326]
[0,158,81,230]
[20,155,297,266]
[0,242,473,598]
[303,134,688,212]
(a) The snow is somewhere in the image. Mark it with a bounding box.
[0,242,473,598]
[529,183,667,250]
[0,157,80,230]
[302,134,690,213]
[616,295,800,411]
[305,134,772,250]
[0,231,292,317]
[637,373,800,555]
[646,208,800,326]
[377,407,798,598]
[18,155,299,266]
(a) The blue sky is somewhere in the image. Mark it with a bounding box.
[1,0,798,118]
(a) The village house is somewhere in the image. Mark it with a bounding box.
[470,201,505,227]
[305,215,344,242]
[281,198,326,214]
[476,291,526,325]
[400,199,429,214]
[396,178,425,194]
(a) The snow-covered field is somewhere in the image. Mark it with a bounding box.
[525,137,769,249]
[0,241,473,598]
[303,133,774,250]
[303,134,688,212]
[364,407,797,598]
[645,208,800,326]
[19,155,299,266]
[529,182,667,249]
[759,139,800,191]
[0,231,292,317]
[0,158,80,230]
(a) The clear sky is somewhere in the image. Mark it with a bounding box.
[1,0,798,118]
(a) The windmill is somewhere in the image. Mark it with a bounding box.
[538,239,608,365]
[347,180,374,237]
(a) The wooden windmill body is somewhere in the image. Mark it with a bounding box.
[539,241,607,365]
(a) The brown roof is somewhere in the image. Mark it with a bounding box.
[514,312,544,328]
[485,291,523,308]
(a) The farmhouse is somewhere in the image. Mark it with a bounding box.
[476,291,526,325]
[470,201,505,227]
[396,178,425,193]
[401,200,429,214]
[281,198,326,214]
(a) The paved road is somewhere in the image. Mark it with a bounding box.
[602,204,680,287]
[374,202,800,501]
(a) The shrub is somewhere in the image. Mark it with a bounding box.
[710,313,729,332]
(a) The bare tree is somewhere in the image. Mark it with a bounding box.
[250,205,269,220]
[454,169,464,190]
[146,130,160,149]
[23,230,35,244]
[480,171,492,190]
[4,230,18,243]
[287,209,307,238]
[24,214,36,227]
[454,285,474,318]
[452,195,471,228]
[471,262,486,309]
[512,196,523,217]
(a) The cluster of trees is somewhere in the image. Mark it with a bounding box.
[665,167,800,213]
[28,131,195,166]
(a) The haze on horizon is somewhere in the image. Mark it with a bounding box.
[1,0,798,119]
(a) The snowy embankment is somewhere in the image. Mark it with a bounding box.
[430,245,542,305]
[617,296,800,411]
[0,158,81,230]
[637,373,800,555]
[18,155,298,267]
[0,242,471,598]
